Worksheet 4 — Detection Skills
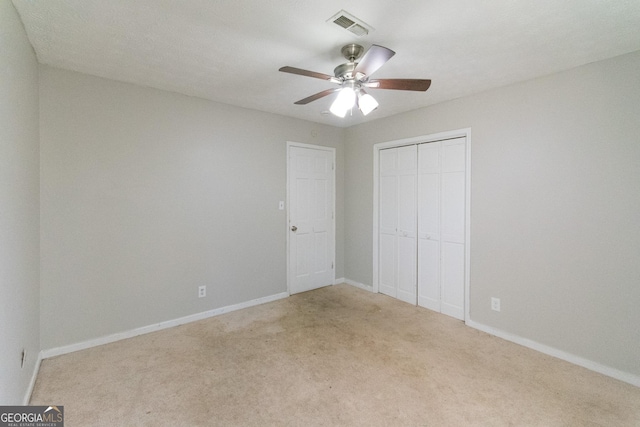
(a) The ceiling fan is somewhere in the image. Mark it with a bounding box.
[279,43,431,117]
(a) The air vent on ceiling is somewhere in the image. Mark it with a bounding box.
[327,10,374,37]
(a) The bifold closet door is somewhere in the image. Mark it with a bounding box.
[418,138,466,320]
[417,143,441,311]
[378,145,417,305]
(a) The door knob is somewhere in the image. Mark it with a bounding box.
[291,226,297,232]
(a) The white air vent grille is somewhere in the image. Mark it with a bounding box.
[327,10,374,37]
[333,15,356,29]
[349,24,369,36]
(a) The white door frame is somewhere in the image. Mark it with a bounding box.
[286,141,336,295]
[372,128,471,320]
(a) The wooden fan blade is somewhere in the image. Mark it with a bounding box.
[354,45,395,77]
[367,79,432,91]
[279,66,335,81]
[294,88,339,105]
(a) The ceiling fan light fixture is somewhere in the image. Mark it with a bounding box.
[279,44,431,118]
[357,90,378,116]
[330,86,356,117]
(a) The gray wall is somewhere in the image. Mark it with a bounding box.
[0,1,41,404]
[39,66,344,349]
[4,2,637,398]
[344,51,640,377]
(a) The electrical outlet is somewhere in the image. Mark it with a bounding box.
[491,297,501,312]
[198,285,206,298]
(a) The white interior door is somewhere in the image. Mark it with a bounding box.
[379,149,398,298]
[417,137,466,320]
[439,139,466,319]
[379,145,417,305]
[417,142,441,311]
[288,144,335,295]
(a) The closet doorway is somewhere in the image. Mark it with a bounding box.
[373,130,470,321]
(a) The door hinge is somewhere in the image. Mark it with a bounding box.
[331,262,334,269]
[332,163,335,171]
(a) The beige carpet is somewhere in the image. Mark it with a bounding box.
[31,284,640,426]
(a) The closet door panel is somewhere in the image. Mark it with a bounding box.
[398,173,416,235]
[442,141,465,171]
[396,146,417,304]
[397,235,417,304]
[379,233,397,297]
[418,142,440,172]
[441,141,466,244]
[397,172,417,304]
[378,146,416,304]
[418,173,439,237]
[441,172,465,244]
[379,174,397,235]
[441,241,465,320]
[440,139,466,320]
[397,145,417,171]
[417,143,441,310]
[378,149,398,298]
[417,172,439,309]
[418,238,440,310]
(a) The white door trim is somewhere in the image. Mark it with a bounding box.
[286,141,336,295]
[372,128,471,320]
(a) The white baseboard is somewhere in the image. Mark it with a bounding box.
[37,286,638,390]
[466,318,640,388]
[41,292,289,360]
[343,278,375,292]
[22,352,43,405]
[334,277,345,285]
[340,281,639,388]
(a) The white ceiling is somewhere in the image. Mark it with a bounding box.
[12,0,640,128]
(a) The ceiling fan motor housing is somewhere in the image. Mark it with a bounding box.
[335,44,369,83]
[334,62,357,80]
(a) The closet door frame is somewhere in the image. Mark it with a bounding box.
[372,128,471,321]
